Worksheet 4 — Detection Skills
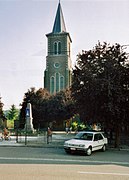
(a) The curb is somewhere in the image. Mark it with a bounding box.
[0,143,129,151]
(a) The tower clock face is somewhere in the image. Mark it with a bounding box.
[54,62,60,68]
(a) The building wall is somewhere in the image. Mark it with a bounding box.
[44,32,72,94]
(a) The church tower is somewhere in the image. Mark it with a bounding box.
[44,1,72,94]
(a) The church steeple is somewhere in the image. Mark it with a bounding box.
[52,1,66,33]
[44,1,72,94]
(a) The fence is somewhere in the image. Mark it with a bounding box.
[13,130,75,147]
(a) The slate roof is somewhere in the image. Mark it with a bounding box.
[52,2,66,33]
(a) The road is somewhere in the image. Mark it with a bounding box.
[0,147,129,180]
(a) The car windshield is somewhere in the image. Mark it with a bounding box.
[74,132,93,141]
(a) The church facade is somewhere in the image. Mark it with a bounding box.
[44,2,72,94]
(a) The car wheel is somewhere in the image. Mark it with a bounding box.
[102,144,106,152]
[86,147,92,156]
[65,149,71,154]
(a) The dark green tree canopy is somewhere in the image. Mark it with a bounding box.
[0,96,4,117]
[72,42,129,127]
[0,96,4,122]
[19,88,75,129]
[7,104,19,121]
[19,87,50,128]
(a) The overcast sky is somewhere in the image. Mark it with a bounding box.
[0,0,129,110]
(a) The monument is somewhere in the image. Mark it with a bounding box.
[25,103,34,132]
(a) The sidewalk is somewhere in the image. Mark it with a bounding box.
[0,132,129,151]
[0,136,24,147]
[0,132,75,148]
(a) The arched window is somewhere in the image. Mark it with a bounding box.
[54,42,57,55]
[68,42,70,56]
[50,76,55,94]
[53,41,61,55]
[60,76,64,90]
[58,42,61,54]
[56,73,59,92]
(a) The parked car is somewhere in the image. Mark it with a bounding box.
[64,131,108,156]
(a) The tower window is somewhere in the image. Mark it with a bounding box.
[53,41,61,55]
[69,42,70,56]
[50,73,64,94]
[54,42,57,54]
[50,76,55,94]
[56,73,59,92]
[58,42,61,54]
[60,76,64,90]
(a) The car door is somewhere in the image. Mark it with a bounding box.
[92,134,100,151]
[93,133,104,151]
[97,133,105,150]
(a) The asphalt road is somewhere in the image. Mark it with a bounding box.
[0,147,128,165]
[0,147,129,180]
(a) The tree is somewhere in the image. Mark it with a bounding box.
[0,96,4,117]
[19,87,75,130]
[19,87,50,129]
[46,89,75,124]
[72,42,129,147]
[6,104,19,129]
[0,96,4,128]
[7,104,19,121]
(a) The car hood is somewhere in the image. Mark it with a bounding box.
[64,138,92,146]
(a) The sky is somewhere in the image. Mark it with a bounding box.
[0,0,129,110]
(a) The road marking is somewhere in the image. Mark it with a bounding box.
[78,171,129,176]
[0,157,129,166]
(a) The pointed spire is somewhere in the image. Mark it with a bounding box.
[52,1,66,33]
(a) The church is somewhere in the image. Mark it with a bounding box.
[44,1,72,94]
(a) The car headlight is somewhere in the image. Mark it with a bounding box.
[64,142,68,146]
[79,144,85,147]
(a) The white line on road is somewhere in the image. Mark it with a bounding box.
[78,171,129,176]
[0,157,129,166]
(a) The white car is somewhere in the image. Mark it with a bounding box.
[64,131,108,156]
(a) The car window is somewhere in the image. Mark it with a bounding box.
[94,133,104,141]
[94,134,98,141]
[82,133,93,140]
[75,133,93,141]
[75,132,84,139]
[98,133,103,140]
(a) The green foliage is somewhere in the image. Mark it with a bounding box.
[19,88,75,129]
[72,121,78,130]
[0,96,4,117]
[7,120,14,129]
[72,121,86,131]
[19,87,50,129]
[72,42,129,147]
[0,96,4,128]
[7,104,19,121]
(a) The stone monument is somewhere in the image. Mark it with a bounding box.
[25,103,34,132]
